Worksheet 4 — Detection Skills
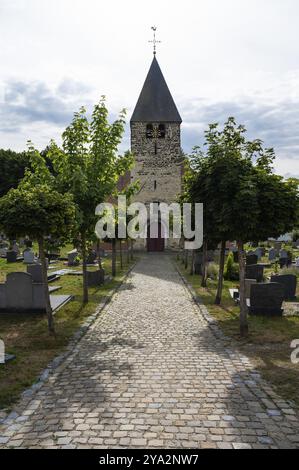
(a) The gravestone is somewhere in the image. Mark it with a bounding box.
[86,251,97,265]
[280,249,288,259]
[248,282,284,316]
[246,254,258,266]
[245,279,257,298]
[270,274,297,300]
[268,248,277,261]
[24,239,33,248]
[0,243,8,258]
[12,242,20,254]
[295,257,299,268]
[6,272,33,310]
[87,269,105,287]
[279,258,288,268]
[6,250,17,263]
[68,249,79,266]
[254,248,263,260]
[27,264,43,283]
[23,249,35,264]
[245,264,264,282]
[194,252,203,275]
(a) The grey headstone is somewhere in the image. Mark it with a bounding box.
[279,257,292,269]
[270,274,297,300]
[245,264,264,282]
[6,251,17,263]
[254,248,263,260]
[249,282,284,316]
[6,272,33,310]
[68,249,79,266]
[268,248,277,261]
[27,264,43,283]
[86,251,97,265]
[87,269,105,287]
[279,249,288,259]
[246,254,258,266]
[23,249,35,264]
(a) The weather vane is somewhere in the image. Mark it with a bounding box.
[149,26,161,55]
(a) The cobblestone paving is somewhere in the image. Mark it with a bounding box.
[1,254,299,449]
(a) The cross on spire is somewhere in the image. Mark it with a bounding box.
[149,26,161,55]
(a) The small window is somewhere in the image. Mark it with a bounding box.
[158,124,165,138]
[154,180,157,190]
[146,124,153,138]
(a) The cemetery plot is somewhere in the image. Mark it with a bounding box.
[0,249,134,409]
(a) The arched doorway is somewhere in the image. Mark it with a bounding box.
[147,221,165,252]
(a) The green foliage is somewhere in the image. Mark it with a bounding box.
[0,149,31,197]
[292,230,299,242]
[47,98,134,238]
[0,184,76,242]
[207,262,219,280]
[224,252,239,281]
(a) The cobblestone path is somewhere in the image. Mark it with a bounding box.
[1,254,299,449]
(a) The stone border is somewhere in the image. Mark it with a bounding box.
[174,261,230,342]
[0,260,138,426]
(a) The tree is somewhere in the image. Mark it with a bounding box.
[183,117,299,337]
[0,183,76,334]
[0,149,31,197]
[48,99,134,303]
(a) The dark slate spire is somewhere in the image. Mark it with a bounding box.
[131,56,182,123]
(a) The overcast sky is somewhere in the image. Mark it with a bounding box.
[0,0,299,176]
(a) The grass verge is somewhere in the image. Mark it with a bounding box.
[176,258,299,409]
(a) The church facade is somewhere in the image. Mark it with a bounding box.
[130,56,183,251]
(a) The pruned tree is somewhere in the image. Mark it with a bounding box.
[0,183,76,334]
[48,98,134,302]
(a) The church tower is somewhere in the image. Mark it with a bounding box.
[130,55,183,251]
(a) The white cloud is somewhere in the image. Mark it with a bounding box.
[0,0,298,175]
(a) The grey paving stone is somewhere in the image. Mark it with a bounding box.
[0,254,298,449]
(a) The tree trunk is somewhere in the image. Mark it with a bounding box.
[119,240,123,269]
[130,240,134,261]
[81,232,88,304]
[112,239,116,277]
[126,240,130,264]
[237,240,248,337]
[38,237,55,335]
[215,240,226,305]
[190,249,195,275]
[184,250,188,270]
[201,239,208,287]
[96,239,102,270]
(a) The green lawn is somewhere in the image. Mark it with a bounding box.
[177,257,299,409]
[0,248,135,411]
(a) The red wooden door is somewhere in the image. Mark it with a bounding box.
[147,222,164,252]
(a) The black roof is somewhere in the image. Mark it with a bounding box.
[131,56,182,123]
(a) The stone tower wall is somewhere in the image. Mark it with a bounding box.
[130,122,183,205]
[130,121,183,250]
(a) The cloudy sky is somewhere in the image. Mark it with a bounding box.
[0,0,299,176]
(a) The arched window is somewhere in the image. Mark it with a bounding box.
[146,124,153,138]
[158,124,165,138]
